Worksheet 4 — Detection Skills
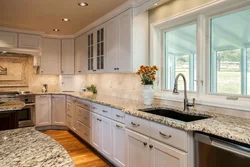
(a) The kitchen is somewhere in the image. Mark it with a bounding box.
[1,0,250,167]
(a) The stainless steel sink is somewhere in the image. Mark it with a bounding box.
[138,108,211,122]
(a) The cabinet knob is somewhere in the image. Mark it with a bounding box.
[41,71,43,73]
[78,71,81,73]
[149,145,153,149]
[62,71,64,73]
[143,142,147,146]
[117,68,119,70]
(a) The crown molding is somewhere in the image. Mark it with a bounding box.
[0,27,44,35]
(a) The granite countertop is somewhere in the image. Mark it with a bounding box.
[0,127,75,167]
[0,100,25,112]
[34,92,250,145]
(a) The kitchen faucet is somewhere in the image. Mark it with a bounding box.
[173,73,195,111]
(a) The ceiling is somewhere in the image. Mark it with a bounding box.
[0,0,127,35]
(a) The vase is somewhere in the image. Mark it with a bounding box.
[142,85,154,105]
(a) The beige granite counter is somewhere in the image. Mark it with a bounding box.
[34,92,250,145]
[0,100,25,112]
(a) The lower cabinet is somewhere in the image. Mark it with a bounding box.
[112,121,126,167]
[0,111,18,130]
[51,95,66,126]
[35,95,52,127]
[100,116,113,160]
[126,129,187,167]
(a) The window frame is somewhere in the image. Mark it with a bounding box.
[150,0,250,111]
[162,21,198,93]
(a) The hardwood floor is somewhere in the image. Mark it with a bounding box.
[43,130,111,167]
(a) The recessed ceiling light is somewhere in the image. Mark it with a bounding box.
[78,2,88,7]
[62,18,70,22]
[154,3,158,6]
[53,29,60,32]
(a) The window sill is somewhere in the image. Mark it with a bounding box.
[154,91,250,112]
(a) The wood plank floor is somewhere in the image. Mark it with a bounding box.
[43,130,111,167]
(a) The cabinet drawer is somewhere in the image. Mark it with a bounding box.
[77,121,91,143]
[77,99,91,111]
[67,96,75,103]
[77,107,91,128]
[112,108,125,123]
[92,103,102,114]
[99,105,112,118]
[150,121,188,151]
[125,114,150,136]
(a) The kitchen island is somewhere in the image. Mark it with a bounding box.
[0,127,74,167]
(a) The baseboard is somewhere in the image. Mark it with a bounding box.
[36,125,68,131]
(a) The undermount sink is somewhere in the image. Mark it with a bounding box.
[138,108,211,122]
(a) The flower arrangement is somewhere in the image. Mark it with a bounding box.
[136,65,158,85]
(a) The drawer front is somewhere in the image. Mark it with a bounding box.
[99,105,112,118]
[67,96,75,103]
[92,103,102,114]
[77,99,91,111]
[77,121,91,143]
[125,114,150,136]
[82,109,91,127]
[150,121,188,151]
[112,108,125,123]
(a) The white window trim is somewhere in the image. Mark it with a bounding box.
[150,0,250,111]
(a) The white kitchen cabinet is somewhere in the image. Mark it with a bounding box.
[62,39,74,74]
[106,18,118,73]
[86,24,106,74]
[112,121,126,167]
[92,113,102,150]
[51,95,66,126]
[35,95,51,127]
[100,116,113,160]
[126,129,150,167]
[18,33,41,49]
[41,38,61,74]
[117,9,132,72]
[149,139,187,167]
[75,34,87,74]
[0,31,17,48]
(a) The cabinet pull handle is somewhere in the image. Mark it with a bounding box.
[143,142,147,146]
[102,110,108,113]
[149,145,153,149]
[93,107,97,109]
[159,132,171,139]
[116,124,122,128]
[93,70,96,72]
[116,114,120,118]
[78,71,81,73]
[84,117,87,119]
[84,104,88,107]
[84,133,88,136]
[131,122,139,127]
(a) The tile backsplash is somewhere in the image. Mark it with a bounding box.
[0,56,60,92]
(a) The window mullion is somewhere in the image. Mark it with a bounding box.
[210,50,217,93]
[189,54,195,91]
[241,48,247,95]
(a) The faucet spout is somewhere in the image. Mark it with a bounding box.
[172,73,195,111]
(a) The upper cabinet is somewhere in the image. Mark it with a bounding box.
[40,38,61,74]
[62,39,75,74]
[18,34,41,49]
[85,24,106,74]
[106,9,148,73]
[0,31,17,48]
[75,34,87,74]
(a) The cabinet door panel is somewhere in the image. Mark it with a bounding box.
[62,39,74,74]
[41,38,61,74]
[126,129,150,167]
[112,121,126,167]
[75,34,86,74]
[106,18,118,73]
[118,9,132,72]
[100,116,112,160]
[35,95,51,126]
[91,113,101,150]
[18,34,41,49]
[150,139,187,167]
[0,31,17,47]
[52,95,66,126]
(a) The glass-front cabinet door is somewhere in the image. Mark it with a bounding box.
[87,32,94,72]
[86,24,105,73]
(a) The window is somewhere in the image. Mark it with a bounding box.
[210,8,250,95]
[164,24,197,91]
